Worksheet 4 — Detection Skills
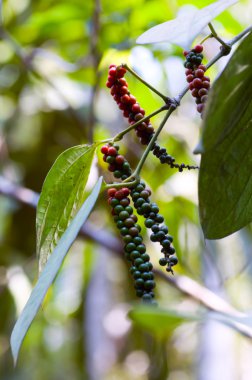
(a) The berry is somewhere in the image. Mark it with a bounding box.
[193,45,203,53]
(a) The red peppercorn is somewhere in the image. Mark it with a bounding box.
[108,146,117,156]
[115,155,125,165]
[195,69,205,78]
[197,104,204,113]
[202,81,210,89]
[101,145,108,154]
[185,69,193,75]
[198,65,206,72]
[108,188,117,197]
[198,88,208,97]
[186,74,194,83]
[192,78,203,88]
[122,187,130,196]
[132,103,141,113]
[194,45,203,53]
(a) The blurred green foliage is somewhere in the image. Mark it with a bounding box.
[0,0,252,379]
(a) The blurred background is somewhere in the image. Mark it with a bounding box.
[1,0,252,379]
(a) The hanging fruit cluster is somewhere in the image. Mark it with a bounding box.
[106,65,198,171]
[183,45,211,115]
[101,142,178,303]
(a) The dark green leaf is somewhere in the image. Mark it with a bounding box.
[10,176,103,365]
[36,144,96,272]
[136,0,237,49]
[198,32,252,239]
[129,306,198,337]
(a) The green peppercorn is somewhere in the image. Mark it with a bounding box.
[145,218,155,228]
[140,190,149,199]
[123,234,132,243]
[150,233,157,242]
[114,170,122,178]
[161,239,171,249]
[151,203,159,213]
[156,231,165,241]
[137,207,144,215]
[119,210,129,220]
[141,253,150,262]
[151,224,159,233]
[137,244,146,254]
[130,250,140,260]
[135,184,145,192]
[135,278,144,288]
[133,270,141,279]
[120,227,129,236]
[159,257,167,266]
[142,272,154,281]
[120,198,130,207]
[134,258,144,267]
[125,242,136,252]
[110,198,119,207]
[124,218,135,228]
[133,236,143,245]
[155,214,164,223]
[106,156,115,164]
[116,220,124,229]
[138,263,149,272]
[114,205,124,215]
[125,206,133,215]
[132,192,140,201]
[144,280,155,290]
[169,256,178,265]
[130,266,137,274]
[136,289,144,297]
[167,235,173,242]
[135,198,145,207]
[160,225,168,234]
[142,293,152,301]
[142,202,151,213]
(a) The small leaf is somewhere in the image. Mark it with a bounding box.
[136,0,237,49]
[36,144,96,272]
[10,176,103,365]
[129,306,198,337]
[198,32,252,239]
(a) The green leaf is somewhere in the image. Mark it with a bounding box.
[36,144,96,273]
[136,0,237,49]
[198,32,252,239]
[10,176,103,365]
[129,306,198,337]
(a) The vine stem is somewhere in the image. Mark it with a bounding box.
[122,63,170,104]
[124,107,174,181]
[208,22,231,51]
[113,105,167,142]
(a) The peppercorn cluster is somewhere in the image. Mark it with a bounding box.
[106,64,154,145]
[101,142,178,276]
[108,187,156,303]
[130,180,178,273]
[106,65,198,171]
[183,45,211,115]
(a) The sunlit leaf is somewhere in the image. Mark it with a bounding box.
[129,306,198,337]
[198,32,252,239]
[10,176,103,365]
[36,144,96,272]
[136,0,238,49]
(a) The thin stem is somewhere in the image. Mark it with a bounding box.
[113,106,167,142]
[200,33,213,45]
[208,22,231,51]
[122,63,170,104]
[105,179,139,189]
[125,108,174,181]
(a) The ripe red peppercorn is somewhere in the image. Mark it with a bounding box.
[192,78,203,88]
[195,69,205,78]
[197,104,204,113]
[108,188,117,197]
[132,103,141,113]
[194,45,203,53]
[101,145,108,154]
[115,155,125,165]
[121,94,130,104]
[108,146,118,156]
[186,74,194,83]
